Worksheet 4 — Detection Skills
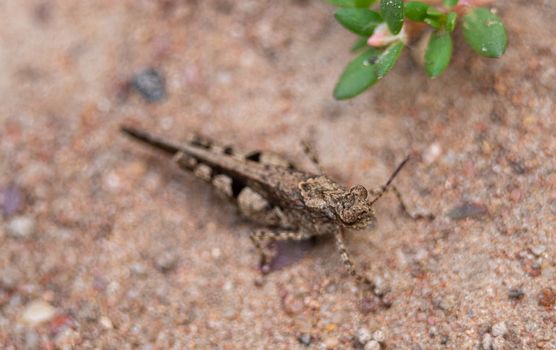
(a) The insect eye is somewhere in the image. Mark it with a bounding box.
[350,185,367,199]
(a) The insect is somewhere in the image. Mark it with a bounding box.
[121,125,432,288]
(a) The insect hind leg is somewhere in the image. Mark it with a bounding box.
[301,139,325,175]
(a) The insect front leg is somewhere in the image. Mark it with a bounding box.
[250,229,313,274]
[333,230,374,288]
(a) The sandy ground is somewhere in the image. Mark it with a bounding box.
[0,0,555,349]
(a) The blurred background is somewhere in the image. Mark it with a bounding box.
[0,1,554,348]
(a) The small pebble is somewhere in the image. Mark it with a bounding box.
[132,68,166,102]
[482,333,493,350]
[437,294,456,311]
[530,245,546,256]
[447,202,487,221]
[364,340,381,350]
[423,142,442,165]
[211,247,221,259]
[282,293,304,315]
[298,333,312,346]
[492,336,505,350]
[357,327,372,344]
[99,316,113,329]
[223,280,233,292]
[372,276,389,296]
[123,160,147,181]
[323,336,339,349]
[154,251,178,273]
[21,300,57,326]
[440,335,449,345]
[54,328,81,349]
[372,330,386,343]
[253,275,265,287]
[491,321,507,337]
[380,293,394,308]
[538,287,555,308]
[130,262,147,276]
[6,215,36,239]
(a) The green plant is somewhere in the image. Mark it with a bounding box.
[329,0,508,100]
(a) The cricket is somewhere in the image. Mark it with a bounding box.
[121,125,433,289]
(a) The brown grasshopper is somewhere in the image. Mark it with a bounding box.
[121,125,432,288]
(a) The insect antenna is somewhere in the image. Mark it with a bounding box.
[369,156,410,205]
[121,125,181,155]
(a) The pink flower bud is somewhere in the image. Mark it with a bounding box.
[367,23,407,47]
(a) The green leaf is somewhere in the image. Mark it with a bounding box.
[404,2,429,21]
[334,42,404,99]
[334,48,379,100]
[443,0,458,8]
[445,12,457,32]
[380,0,404,34]
[424,16,441,28]
[351,36,369,52]
[335,8,383,36]
[462,7,508,58]
[375,41,404,78]
[327,0,376,7]
[426,7,442,18]
[425,30,453,77]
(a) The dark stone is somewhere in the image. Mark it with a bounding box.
[447,201,488,221]
[132,68,166,102]
[508,288,525,300]
[509,160,526,175]
[298,333,312,346]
